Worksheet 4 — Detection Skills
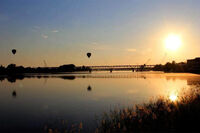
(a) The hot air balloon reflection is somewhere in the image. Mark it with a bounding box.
[87,85,92,91]
[87,53,91,58]
[12,90,17,98]
[12,49,17,55]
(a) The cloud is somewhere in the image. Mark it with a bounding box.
[52,30,59,33]
[41,34,48,39]
[126,48,137,52]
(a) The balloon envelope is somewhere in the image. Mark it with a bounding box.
[12,49,17,55]
[87,53,91,58]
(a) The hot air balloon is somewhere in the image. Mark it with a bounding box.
[87,52,91,58]
[12,49,17,55]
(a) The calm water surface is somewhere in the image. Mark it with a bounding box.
[0,72,200,132]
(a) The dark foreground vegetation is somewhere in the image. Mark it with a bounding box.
[97,88,200,133]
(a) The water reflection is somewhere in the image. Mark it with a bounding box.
[12,90,17,98]
[187,78,200,86]
[0,72,200,132]
[60,76,76,80]
[87,85,92,91]
[169,92,178,102]
[2,72,200,84]
[0,75,76,83]
[0,77,4,82]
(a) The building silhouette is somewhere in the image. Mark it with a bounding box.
[187,58,200,73]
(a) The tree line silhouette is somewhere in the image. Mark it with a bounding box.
[153,61,189,72]
[0,64,92,75]
[0,60,198,76]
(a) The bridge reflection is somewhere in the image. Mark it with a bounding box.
[85,64,155,72]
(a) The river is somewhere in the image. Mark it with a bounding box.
[0,71,200,132]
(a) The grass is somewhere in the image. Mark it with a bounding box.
[44,120,84,133]
[97,87,200,133]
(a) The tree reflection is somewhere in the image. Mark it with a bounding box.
[0,75,76,83]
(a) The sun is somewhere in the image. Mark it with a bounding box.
[164,34,182,51]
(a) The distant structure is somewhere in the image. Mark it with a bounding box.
[187,57,200,73]
[43,60,47,68]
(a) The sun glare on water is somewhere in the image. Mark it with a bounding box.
[165,34,182,51]
[169,93,178,102]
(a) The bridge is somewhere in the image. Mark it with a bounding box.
[84,64,156,72]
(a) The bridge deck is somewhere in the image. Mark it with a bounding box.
[86,65,155,68]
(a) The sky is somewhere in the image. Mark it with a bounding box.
[0,0,200,67]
